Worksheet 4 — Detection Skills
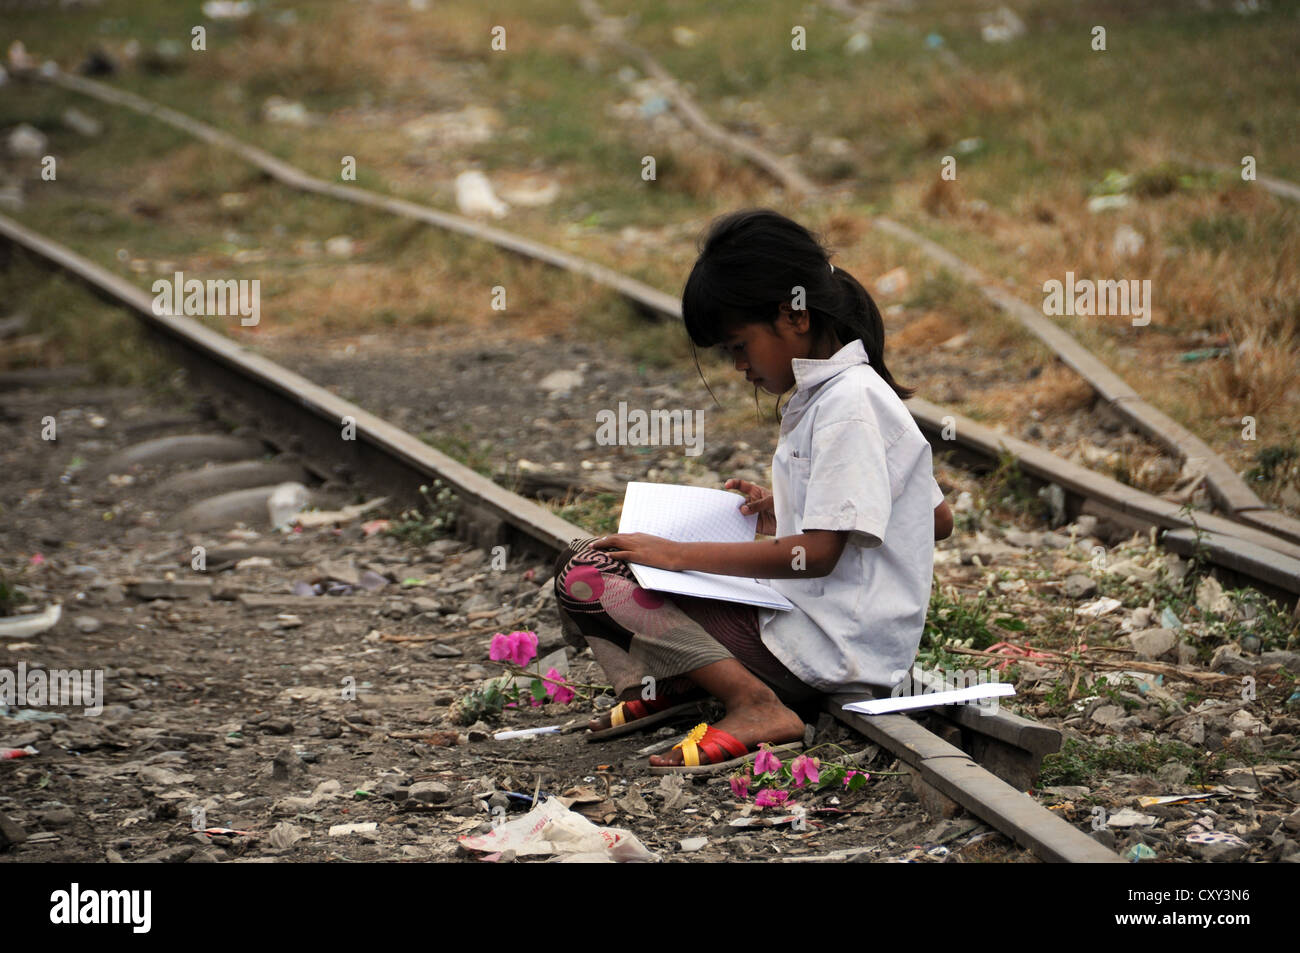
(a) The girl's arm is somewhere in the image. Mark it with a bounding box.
[594,530,849,579]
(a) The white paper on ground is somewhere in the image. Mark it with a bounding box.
[458,796,658,862]
[842,682,1016,715]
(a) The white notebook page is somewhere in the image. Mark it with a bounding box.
[617,482,793,611]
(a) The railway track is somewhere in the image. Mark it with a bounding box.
[12,65,1300,601]
[2,28,1293,862]
[1,211,1124,863]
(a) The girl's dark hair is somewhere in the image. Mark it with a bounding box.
[681,208,913,411]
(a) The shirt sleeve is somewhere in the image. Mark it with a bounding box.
[801,416,892,549]
[931,477,944,508]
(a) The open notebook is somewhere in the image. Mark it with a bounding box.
[616,482,793,611]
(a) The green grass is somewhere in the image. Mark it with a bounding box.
[543,492,622,534]
[1040,737,1217,787]
[0,251,171,386]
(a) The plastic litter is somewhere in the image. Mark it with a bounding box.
[1105,808,1159,828]
[328,822,378,836]
[493,726,562,740]
[1137,794,1215,808]
[267,482,311,529]
[1123,843,1157,862]
[455,170,509,219]
[1,745,38,760]
[0,604,61,640]
[458,796,657,862]
[1186,830,1247,848]
[1077,597,1122,618]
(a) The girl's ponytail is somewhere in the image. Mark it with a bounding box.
[827,267,914,401]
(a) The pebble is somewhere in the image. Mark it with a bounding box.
[1003,530,1041,548]
[428,643,462,658]
[73,615,102,633]
[1129,628,1178,661]
[408,781,451,804]
[1090,704,1126,727]
[1210,644,1255,674]
[1156,761,1192,787]
[38,806,76,828]
[1062,574,1097,599]
[260,718,295,736]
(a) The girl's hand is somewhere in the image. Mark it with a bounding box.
[589,533,684,571]
[725,478,776,536]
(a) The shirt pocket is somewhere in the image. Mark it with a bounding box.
[787,452,812,532]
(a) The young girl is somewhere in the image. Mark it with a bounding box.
[552,208,952,772]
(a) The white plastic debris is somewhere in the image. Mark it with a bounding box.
[1105,807,1159,828]
[0,604,62,641]
[845,32,871,54]
[202,1,255,20]
[455,170,509,219]
[981,7,1026,43]
[261,96,309,126]
[329,822,377,836]
[6,123,48,158]
[1087,194,1130,213]
[458,796,658,862]
[493,726,561,740]
[324,235,354,258]
[267,482,311,529]
[1111,224,1145,259]
[1076,597,1122,618]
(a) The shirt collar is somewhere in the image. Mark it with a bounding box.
[791,338,869,394]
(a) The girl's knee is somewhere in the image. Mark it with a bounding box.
[553,537,602,602]
[556,538,600,598]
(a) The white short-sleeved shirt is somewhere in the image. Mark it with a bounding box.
[755,338,941,693]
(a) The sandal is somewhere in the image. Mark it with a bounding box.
[648,722,805,776]
[584,693,706,742]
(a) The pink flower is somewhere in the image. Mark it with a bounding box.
[489,632,512,662]
[753,746,781,776]
[729,774,751,800]
[790,755,820,788]
[544,668,575,705]
[843,769,869,787]
[754,788,789,808]
[489,631,539,668]
[507,631,538,667]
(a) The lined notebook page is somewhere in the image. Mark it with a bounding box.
[617,482,793,611]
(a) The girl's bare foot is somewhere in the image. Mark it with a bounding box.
[647,693,804,767]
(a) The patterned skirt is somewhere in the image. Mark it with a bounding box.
[551,536,815,703]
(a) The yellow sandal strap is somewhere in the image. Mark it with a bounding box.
[609,703,627,727]
[674,723,709,767]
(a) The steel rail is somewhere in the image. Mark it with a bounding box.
[1,211,1123,862]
